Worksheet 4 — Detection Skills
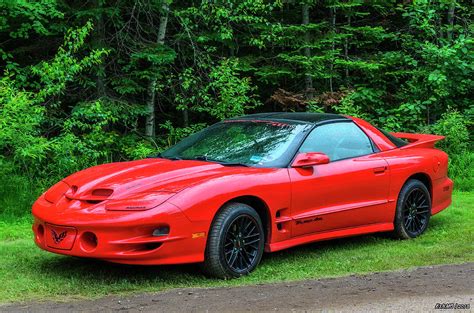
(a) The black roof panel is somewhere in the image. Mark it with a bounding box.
[231,112,348,124]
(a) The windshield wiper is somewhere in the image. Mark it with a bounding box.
[217,162,249,167]
[154,153,248,166]
[192,155,209,161]
[189,155,249,167]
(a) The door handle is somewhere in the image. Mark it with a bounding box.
[373,166,387,174]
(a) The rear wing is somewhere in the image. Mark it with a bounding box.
[391,132,445,149]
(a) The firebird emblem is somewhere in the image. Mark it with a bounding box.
[51,229,67,244]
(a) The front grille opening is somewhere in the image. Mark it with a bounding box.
[134,242,163,252]
[86,200,103,204]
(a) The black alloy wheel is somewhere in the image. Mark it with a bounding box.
[202,202,264,278]
[224,215,261,272]
[402,188,431,236]
[393,179,431,239]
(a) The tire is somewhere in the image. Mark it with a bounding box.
[393,179,431,239]
[202,202,265,279]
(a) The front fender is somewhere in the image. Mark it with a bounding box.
[168,168,291,243]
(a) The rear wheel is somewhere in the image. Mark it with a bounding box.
[202,203,264,279]
[393,179,431,239]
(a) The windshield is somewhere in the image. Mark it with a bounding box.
[160,120,311,167]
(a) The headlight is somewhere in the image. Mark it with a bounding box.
[44,181,70,203]
[105,192,175,211]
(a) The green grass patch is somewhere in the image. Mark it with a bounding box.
[0,192,473,303]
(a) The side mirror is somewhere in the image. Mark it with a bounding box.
[291,152,330,168]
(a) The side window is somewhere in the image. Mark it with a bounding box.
[299,122,374,161]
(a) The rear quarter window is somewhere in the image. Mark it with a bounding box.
[377,128,408,148]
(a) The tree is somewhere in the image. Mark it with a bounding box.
[145,1,170,138]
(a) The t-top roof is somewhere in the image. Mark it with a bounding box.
[231,112,348,124]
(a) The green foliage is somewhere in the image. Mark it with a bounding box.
[174,59,259,120]
[0,0,472,192]
[176,0,278,47]
[160,121,207,147]
[0,22,150,183]
[428,110,470,156]
[422,110,473,191]
[0,0,63,68]
[201,59,259,120]
[31,21,108,100]
[373,2,474,132]
[448,152,474,192]
[0,0,63,39]
[0,77,48,167]
[48,99,149,177]
[333,89,370,120]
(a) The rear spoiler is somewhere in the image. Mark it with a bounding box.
[391,132,445,149]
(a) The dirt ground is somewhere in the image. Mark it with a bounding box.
[2,263,472,312]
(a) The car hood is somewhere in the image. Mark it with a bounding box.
[61,158,260,201]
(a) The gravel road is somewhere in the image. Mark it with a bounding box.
[2,263,472,312]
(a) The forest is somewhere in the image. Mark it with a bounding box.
[0,0,473,219]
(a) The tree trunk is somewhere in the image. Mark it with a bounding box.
[447,1,455,41]
[329,7,336,93]
[145,2,170,138]
[95,0,106,99]
[182,109,189,127]
[437,14,444,45]
[344,15,351,82]
[302,4,313,99]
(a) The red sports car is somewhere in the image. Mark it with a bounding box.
[32,113,453,278]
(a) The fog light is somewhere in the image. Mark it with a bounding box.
[152,226,170,237]
[80,232,98,252]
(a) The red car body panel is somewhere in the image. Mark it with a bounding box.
[32,115,453,265]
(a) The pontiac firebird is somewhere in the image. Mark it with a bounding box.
[32,113,453,278]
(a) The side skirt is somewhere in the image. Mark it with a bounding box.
[266,223,394,253]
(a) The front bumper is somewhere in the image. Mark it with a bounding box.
[32,198,208,265]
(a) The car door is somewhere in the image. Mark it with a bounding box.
[289,121,390,237]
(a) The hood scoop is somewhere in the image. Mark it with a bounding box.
[65,187,114,204]
[91,188,114,197]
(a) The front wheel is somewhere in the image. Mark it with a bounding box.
[393,179,431,239]
[202,203,264,279]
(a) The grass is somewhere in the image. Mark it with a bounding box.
[0,192,472,304]
[0,177,41,221]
